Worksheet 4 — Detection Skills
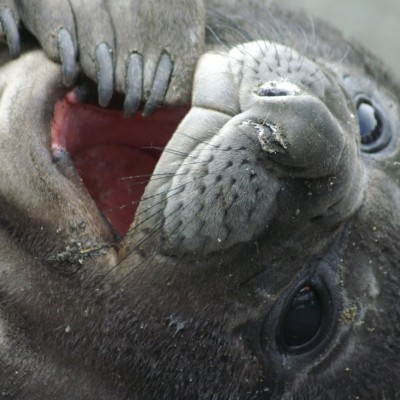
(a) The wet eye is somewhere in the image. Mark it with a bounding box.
[281,286,322,349]
[356,97,390,153]
[260,264,342,366]
[357,100,382,144]
[357,99,382,144]
[261,265,340,364]
[273,284,327,355]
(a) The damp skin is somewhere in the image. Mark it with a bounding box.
[0,1,399,399]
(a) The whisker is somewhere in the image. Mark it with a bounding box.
[112,182,218,288]
[138,146,196,158]
[118,172,186,188]
[120,172,176,180]
[105,163,229,249]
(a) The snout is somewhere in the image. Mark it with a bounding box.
[136,41,364,255]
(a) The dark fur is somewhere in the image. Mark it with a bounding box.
[0,1,400,399]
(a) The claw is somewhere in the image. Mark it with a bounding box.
[123,53,143,117]
[0,7,20,59]
[143,52,173,117]
[57,28,77,87]
[95,43,114,108]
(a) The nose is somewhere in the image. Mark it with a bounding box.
[243,90,346,178]
[253,81,301,98]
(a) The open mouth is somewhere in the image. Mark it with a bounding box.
[51,81,189,237]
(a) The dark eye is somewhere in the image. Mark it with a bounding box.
[356,97,390,153]
[281,286,322,349]
[274,284,326,354]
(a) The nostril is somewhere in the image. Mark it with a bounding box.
[254,81,301,97]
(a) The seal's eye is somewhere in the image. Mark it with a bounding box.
[261,265,340,367]
[356,97,390,153]
[278,285,322,351]
[276,283,332,354]
[357,99,382,144]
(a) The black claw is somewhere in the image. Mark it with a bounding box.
[123,53,143,117]
[0,7,20,59]
[143,52,173,117]
[57,28,77,87]
[95,43,114,108]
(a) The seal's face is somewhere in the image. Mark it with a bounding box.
[1,10,400,400]
[133,39,400,398]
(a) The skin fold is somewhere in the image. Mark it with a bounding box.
[0,1,399,399]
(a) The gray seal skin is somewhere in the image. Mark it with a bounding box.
[1,0,400,399]
[0,0,205,111]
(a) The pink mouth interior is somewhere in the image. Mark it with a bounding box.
[51,93,188,236]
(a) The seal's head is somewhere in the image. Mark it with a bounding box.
[1,4,400,399]
[142,41,364,254]
[131,27,400,398]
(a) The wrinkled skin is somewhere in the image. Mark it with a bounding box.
[1,1,400,399]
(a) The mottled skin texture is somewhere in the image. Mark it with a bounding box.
[0,1,400,399]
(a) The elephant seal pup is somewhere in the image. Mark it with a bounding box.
[1,1,400,399]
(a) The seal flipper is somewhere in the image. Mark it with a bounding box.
[143,52,173,117]
[57,28,78,87]
[95,42,114,108]
[14,0,205,114]
[123,53,143,116]
[0,4,20,58]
